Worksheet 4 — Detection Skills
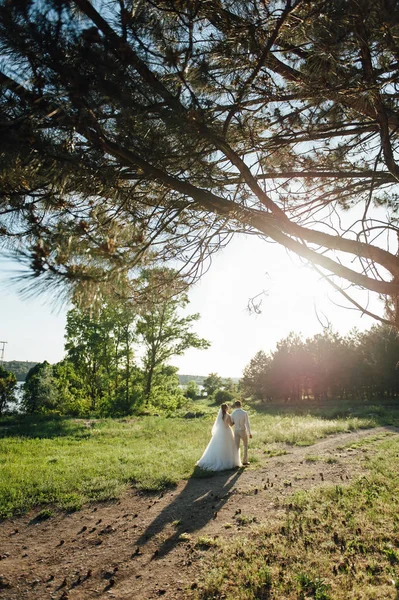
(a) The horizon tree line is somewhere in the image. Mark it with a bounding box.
[15,269,209,417]
[241,325,399,404]
[2,321,399,417]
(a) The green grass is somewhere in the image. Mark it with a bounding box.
[195,536,220,549]
[263,447,288,457]
[303,454,339,464]
[249,412,377,448]
[0,414,212,518]
[192,435,399,600]
[236,514,258,526]
[0,403,390,519]
[304,454,321,462]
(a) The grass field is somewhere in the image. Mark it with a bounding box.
[193,435,399,600]
[0,400,397,519]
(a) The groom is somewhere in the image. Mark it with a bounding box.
[231,400,252,466]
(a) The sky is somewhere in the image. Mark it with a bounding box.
[0,234,381,378]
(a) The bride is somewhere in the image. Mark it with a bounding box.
[196,403,242,471]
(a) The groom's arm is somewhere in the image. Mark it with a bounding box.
[245,413,252,438]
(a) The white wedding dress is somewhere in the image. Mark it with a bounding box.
[196,409,242,471]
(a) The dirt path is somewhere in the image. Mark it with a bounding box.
[1,426,398,600]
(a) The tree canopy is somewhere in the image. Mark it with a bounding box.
[53,270,208,415]
[136,269,210,401]
[240,325,399,403]
[22,360,58,414]
[203,372,223,396]
[2,0,399,322]
[0,364,17,414]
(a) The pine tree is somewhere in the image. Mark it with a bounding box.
[2,1,399,323]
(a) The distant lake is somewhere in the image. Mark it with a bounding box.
[13,381,24,411]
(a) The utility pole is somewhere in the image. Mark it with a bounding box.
[0,340,7,363]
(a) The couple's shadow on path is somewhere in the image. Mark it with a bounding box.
[135,467,243,558]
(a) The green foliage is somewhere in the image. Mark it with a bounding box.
[136,269,210,403]
[241,325,399,404]
[0,365,17,414]
[214,389,235,405]
[241,351,271,401]
[146,365,186,411]
[222,378,237,393]
[2,0,399,329]
[185,380,200,400]
[203,373,240,404]
[203,373,223,397]
[18,271,208,417]
[64,303,137,413]
[22,361,59,414]
[61,301,147,416]
[51,359,91,416]
[296,573,331,600]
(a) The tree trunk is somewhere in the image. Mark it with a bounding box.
[125,326,130,409]
[145,364,154,405]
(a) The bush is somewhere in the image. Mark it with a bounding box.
[184,380,200,400]
[214,389,235,404]
[0,365,17,415]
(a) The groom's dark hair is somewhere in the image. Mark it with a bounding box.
[234,400,242,408]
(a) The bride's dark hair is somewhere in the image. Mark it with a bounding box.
[221,403,229,420]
